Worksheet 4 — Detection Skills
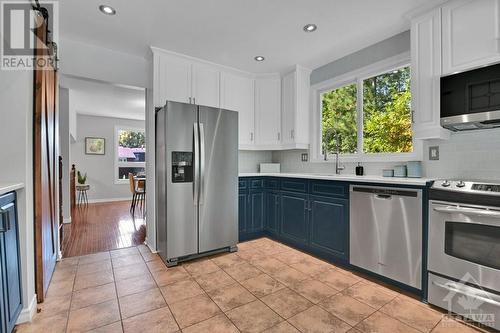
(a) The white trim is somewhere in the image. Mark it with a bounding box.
[87,197,131,204]
[310,51,423,163]
[16,294,37,324]
[114,125,146,185]
[63,217,71,224]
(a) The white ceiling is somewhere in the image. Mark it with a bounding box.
[60,76,146,120]
[58,0,442,74]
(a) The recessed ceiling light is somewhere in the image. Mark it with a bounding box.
[303,24,317,32]
[254,56,265,62]
[99,5,116,15]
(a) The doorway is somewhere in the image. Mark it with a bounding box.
[58,75,147,257]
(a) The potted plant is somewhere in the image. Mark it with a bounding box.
[77,171,87,185]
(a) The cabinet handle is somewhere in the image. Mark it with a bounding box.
[189,97,192,104]
[193,97,196,105]
[277,132,281,141]
[250,132,254,141]
[291,129,295,139]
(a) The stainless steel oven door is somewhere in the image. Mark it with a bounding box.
[429,201,500,292]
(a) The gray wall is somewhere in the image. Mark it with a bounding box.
[310,30,410,85]
[59,88,71,222]
[71,114,145,201]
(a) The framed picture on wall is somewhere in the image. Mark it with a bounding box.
[85,137,105,155]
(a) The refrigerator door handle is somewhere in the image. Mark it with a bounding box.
[193,122,200,205]
[199,122,205,205]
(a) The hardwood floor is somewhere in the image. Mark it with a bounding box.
[62,200,146,257]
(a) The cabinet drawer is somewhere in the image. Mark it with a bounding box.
[310,181,348,198]
[250,178,264,189]
[263,178,279,190]
[280,179,308,193]
[238,179,248,190]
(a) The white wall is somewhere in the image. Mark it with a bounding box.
[59,38,149,89]
[71,114,145,201]
[59,88,71,222]
[0,70,36,322]
[239,151,273,173]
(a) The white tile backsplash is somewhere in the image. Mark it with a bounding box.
[238,150,273,173]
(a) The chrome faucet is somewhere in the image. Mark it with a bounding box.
[323,129,345,174]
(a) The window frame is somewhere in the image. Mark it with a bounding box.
[114,125,146,185]
[311,51,422,163]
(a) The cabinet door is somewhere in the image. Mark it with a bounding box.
[0,195,22,333]
[255,78,281,146]
[442,0,500,74]
[309,196,348,260]
[265,191,280,235]
[238,192,248,235]
[157,54,192,105]
[280,192,308,244]
[281,72,296,145]
[221,72,255,146]
[192,64,220,108]
[411,8,448,139]
[249,191,264,232]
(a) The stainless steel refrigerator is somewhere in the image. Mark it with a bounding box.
[155,101,238,266]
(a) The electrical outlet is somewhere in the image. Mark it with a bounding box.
[301,153,308,162]
[429,146,439,160]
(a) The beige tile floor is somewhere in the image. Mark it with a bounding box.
[16,237,493,333]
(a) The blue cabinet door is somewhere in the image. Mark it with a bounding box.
[265,191,280,235]
[249,190,264,232]
[0,192,22,333]
[280,192,308,244]
[309,195,348,260]
[238,192,248,235]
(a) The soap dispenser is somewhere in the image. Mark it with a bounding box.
[355,162,364,176]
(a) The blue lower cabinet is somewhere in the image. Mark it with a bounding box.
[309,195,348,261]
[249,190,265,232]
[280,192,309,245]
[265,191,280,235]
[0,192,22,333]
[238,192,248,235]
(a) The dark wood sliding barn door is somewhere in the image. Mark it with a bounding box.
[33,11,59,303]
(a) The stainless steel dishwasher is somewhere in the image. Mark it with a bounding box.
[350,185,422,289]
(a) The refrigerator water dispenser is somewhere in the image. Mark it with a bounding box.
[172,151,193,183]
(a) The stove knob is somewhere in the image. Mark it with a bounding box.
[456,181,466,188]
[441,180,451,187]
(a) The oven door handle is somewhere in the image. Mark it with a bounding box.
[432,281,500,307]
[433,206,500,219]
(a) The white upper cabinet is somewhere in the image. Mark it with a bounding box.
[192,64,220,108]
[411,8,450,140]
[154,52,191,106]
[281,65,311,148]
[255,76,281,147]
[442,0,500,75]
[153,50,220,108]
[221,72,255,146]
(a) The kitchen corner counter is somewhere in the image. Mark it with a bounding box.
[238,173,432,186]
[0,183,25,196]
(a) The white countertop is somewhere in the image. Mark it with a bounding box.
[0,183,25,196]
[239,173,431,186]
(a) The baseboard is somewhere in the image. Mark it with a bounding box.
[144,238,157,253]
[87,197,131,204]
[16,294,37,324]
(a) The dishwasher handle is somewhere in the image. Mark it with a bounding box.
[352,186,419,198]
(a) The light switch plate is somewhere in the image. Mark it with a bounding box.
[429,146,439,160]
[301,153,308,162]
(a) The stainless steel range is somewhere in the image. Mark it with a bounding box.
[428,180,500,330]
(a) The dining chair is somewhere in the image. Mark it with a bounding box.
[128,173,145,213]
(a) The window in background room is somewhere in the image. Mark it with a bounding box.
[363,66,412,153]
[321,83,358,155]
[115,127,146,182]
